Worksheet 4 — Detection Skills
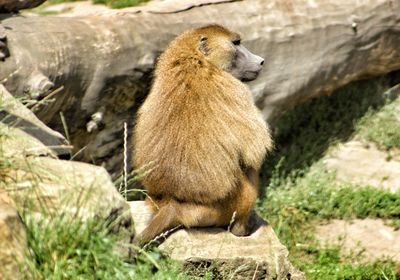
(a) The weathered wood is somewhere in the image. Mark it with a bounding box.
[1,0,400,177]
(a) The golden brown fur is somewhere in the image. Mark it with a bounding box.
[133,25,272,243]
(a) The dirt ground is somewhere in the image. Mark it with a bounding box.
[316,219,400,263]
[320,138,400,263]
[324,140,400,193]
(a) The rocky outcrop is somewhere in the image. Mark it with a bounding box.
[0,0,46,12]
[1,0,400,177]
[129,201,305,280]
[1,84,131,228]
[0,85,135,266]
[0,193,29,280]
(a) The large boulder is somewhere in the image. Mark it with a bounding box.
[0,193,29,280]
[129,201,305,280]
[0,84,70,157]
[0,85,135,255]
[5,156,134,234]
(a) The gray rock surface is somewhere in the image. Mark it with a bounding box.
[0,84,70,157]
[129,201,305,280]
[1,86,135,253]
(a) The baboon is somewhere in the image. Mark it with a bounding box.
[133,24,272,244]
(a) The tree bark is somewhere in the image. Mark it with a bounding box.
[1,0,400,177]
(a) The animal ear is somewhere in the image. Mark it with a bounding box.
[199,35,209,55]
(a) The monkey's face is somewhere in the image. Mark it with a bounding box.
[198,26,264,82]
[229,42,264,82]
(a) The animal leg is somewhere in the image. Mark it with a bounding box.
[138,200,231,245]
[138,202,180,245]
[230,168,259,236]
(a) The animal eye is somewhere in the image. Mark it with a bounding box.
[232,39,241,46]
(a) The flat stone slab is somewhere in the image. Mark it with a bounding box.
[129,201,305,280]
[324,140,400,192]
[316,219,400,262]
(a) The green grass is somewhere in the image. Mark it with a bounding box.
[47,0,83,4]
[3,174,189,280]
[1,168,187,279]
[0,116,186,279]
[258,165,400,280]
[2,63,399,278]
[269,167,400,221]
[261,75,394,190]
[45,0,149,9]
[297,247,397,280]
[259,165,400,245]
[92,0,149,9]
[22,211,187,279]
[356,99,400,150]
[23,214,135,279]
[259,72,400,279]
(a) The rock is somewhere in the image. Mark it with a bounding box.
[0,122,56,158]
[0,84,71,157]
[0,23,8,60]
[129,201,305,280]
[5,156,134,238]
[323,140,400,192]
[1,124,135,255]
[0,0,46,12]
[0,89,135,245]
[0,193,29,280]
[2,0,400,178]
[316,219,400,263]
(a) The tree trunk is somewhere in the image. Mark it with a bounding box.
[1,0,400,177]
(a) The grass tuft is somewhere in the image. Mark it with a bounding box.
[296,247,397,280]
[23,214,136,279]
[356,99,400,150]
[92,0,149,9]
[259,165,400,280]
[45,0,149,9]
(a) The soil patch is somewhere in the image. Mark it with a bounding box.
[324,140,400,192]
[316,219,400,263]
